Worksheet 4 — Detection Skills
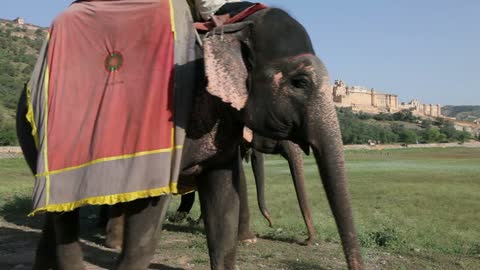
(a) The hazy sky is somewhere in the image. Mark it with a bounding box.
[1,0,479,105]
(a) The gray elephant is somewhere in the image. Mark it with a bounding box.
[17,5,364,270]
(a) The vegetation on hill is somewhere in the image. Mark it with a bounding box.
[442,105,480,122]
[337,108,474,145]
[0,21,46,145]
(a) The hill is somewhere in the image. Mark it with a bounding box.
[0,19,47,145]
[441,105,480,122]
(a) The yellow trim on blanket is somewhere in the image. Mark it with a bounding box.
[35,145,184,178]
[43,57,51,206]
[29,183,179,216]
[25,84,39,148]
[169,0,176,40]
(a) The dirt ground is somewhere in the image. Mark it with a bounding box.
[1,217,479,270]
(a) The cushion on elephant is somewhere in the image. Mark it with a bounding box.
[25,0,197,215]
[194,2,267,31]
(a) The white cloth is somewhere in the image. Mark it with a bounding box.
[194,0,240,21]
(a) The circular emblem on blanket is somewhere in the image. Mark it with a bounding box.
[105,52,123,72]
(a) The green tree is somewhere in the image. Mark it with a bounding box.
[0,117,17,146]
[439,121,457,139]
[454,131,472,143]
[392,110,418,122]
[420,119,432,129]
[421,128,442,143]
[400,129,419,144]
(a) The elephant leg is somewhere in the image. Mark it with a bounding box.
[280,141,316,245]
[97,205,109,228]
[237,151,256,243]
[53,209,85,270]
[32,213,58,270]
[105,205,125,250]
[198,163,240,270]
[172,192,196,223]
[114,196,171,270]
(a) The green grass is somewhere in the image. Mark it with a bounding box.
[242,147,480,255]
[0,158,32,199]
[1,148,479,269]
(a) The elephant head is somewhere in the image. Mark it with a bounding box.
[203,8,364,269]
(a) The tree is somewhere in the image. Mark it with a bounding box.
[439,121,456,139]
[0,117,17,146]
[420,119,432,129]
[400,129,419,144]
[421,128,442,143]
[454,131,472,143]
[373,113,393,121]
[392,110,417,122]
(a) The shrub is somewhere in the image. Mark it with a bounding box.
[359,226,404,248]
[439,121,456,139]
[392,110,416,122]
[421,128,442,143]
[0,121,17,146]
[400,129,419,144]
[454,131,472,143]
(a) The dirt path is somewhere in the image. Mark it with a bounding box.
[3,141,480,159]
[0,147,22,159]
[1,219,479,270]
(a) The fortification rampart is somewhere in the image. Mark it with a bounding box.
[332,80,441,118]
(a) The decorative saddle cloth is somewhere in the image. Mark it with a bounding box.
[26,0,197,215]
[194,2,267,31]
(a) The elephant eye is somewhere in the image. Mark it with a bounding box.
[290,75,311,89]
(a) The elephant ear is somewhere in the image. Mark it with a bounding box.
[203,23,252,110]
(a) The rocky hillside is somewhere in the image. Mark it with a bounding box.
[441,106,480,122]
[0,19,47,145]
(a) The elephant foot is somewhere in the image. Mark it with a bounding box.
[299,237,315,246]
[238,231,257,244]
[171,211,189,223]
[105,212,124,250]
[240,237,257,244]
[105,237,123,250]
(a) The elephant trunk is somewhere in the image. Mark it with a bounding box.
[307,69,364,269]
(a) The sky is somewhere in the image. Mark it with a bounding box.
[1,0,479,105]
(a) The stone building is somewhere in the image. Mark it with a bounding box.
[399,99,442,118]
[13,17,25,25]
[332,80,442,118]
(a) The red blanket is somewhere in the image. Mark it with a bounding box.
[26,0,196,215]
[47,0,174,170]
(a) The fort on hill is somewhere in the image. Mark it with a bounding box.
[332,80,442,118]
[0,17,48,38]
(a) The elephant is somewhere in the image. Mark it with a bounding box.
[17,5,364,270]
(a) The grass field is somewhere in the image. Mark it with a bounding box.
[1,147,479,269]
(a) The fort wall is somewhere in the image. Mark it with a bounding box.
[332,80,442,118]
